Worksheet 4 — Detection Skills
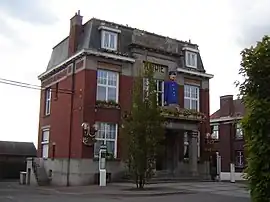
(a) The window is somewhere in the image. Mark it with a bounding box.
[41,129,50,158]
[101,30,118,51]
[94,122,118,158]
[143,79,164,106]
[184,85,199,111]
[96,69,119,102]
[235,123,243,139]
[45,88,52,115]
[235,151,244,167]
[211,125,219,140]
[185,51,197,68]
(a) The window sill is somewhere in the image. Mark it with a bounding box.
[95,105,121,110]
[186,65,197,69]
[95,101,121,110]
[43,114,50,118]
[101,47,117,52]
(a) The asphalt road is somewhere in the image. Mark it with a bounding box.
[0,181,250,202]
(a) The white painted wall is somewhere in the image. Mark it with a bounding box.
[220,172,246,181]
[26,158,126,186]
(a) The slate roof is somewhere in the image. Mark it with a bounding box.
[46,17,205,72]
[0,141,37,157]
[210,99,245,119]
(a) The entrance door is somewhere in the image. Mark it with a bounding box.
[156,140,165,170]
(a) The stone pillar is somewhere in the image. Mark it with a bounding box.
[174,134,180,174]
[189,130,198,176]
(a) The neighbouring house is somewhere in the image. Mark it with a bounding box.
[0,141,36,180]
[210,95,246,181]
[27,10,214,186]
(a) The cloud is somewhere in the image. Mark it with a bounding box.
[229,0,270,48]
[0,17,27,46]
[0,0,58,25]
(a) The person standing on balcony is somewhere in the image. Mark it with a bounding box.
[164,71,179,107]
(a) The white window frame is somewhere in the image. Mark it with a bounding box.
[143,78,164,106]
[45,88,52,115]
[96,69,119,103]
[236,123,243,139]
[236,150,244,167]
[211,125,219,140]
[101,30,118,51]
[94,122,118,158]
[184,85,200,111]
[185,51,197,68]
[41,129,50,159]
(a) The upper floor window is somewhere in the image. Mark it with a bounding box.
[96,69,119,102]
[185,51,197,68]
[184,85,199,111]
[41,129,50,158]
[235,123,243,140]
[94,122,118,158]
[101,30,118,51]
[143,79,164,106]
[235,150,244,168]
[211,125,219,140]
[45,88,52,115]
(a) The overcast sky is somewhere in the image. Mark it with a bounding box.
[0,0,269,146]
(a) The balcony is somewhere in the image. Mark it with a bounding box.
[160,106,206,122]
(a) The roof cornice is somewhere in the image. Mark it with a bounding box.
[177,67,214,79]
[210,116,243,123]
[38,49,135,80]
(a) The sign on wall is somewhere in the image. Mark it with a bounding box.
[143,61,167,79]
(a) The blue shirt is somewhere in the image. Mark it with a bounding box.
[164,80,179,105]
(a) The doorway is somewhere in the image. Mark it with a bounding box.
[155,131,177,171]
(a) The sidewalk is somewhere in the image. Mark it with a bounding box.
[1,181,249,198]
[35,181,249,198]
[37,183,194,197]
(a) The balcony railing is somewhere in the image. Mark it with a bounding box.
[160,106,206,121]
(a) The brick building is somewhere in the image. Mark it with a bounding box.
[210,95,245,180]
[27,11,214,186]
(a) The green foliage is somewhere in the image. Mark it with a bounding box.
[121,63,165,189]
[237,35,270,202]
[96,100,120,109]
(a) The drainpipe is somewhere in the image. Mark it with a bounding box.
[66,61,76,186]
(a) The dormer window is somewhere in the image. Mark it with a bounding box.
[101,30,118,51]
[185,51,197,68]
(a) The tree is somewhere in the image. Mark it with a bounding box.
[121,63,165,189]
[237,35,270,202]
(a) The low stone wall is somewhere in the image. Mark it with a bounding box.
[220,172,247,181]
[176,161,210,177]
[26,158,126,186]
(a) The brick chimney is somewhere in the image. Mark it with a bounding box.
[219,95,234,117]
[68,10,83,57]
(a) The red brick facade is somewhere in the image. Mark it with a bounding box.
[37,12,212,163]
[38,65,210,160]
[210,95,245,172]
